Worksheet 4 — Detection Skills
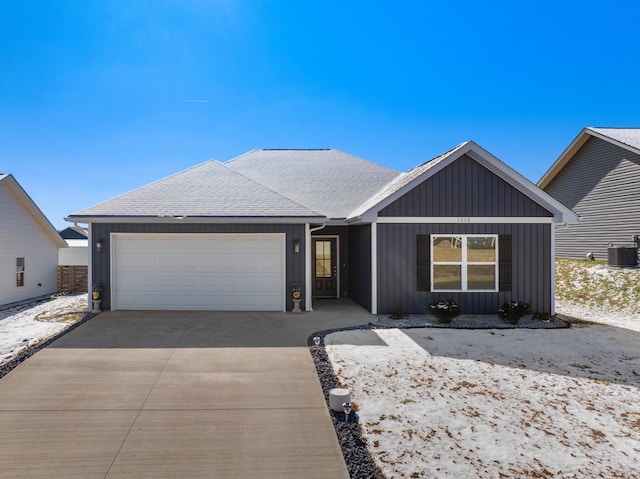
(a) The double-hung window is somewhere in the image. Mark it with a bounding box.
[431,235,498,291]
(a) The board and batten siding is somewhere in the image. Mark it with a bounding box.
[375,153,553,314]
[347,224,372,311]
[0,185,59,306]
[380,154,553,218]
[376,223,552,314]
[544,136,640,260]
[91,223,306,311]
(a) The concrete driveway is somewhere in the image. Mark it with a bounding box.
[0,301,372,478]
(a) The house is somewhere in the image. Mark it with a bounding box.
[66,142,577,315]
[59,226,88,247]
[538,128,640,260]
[0,174,67,307]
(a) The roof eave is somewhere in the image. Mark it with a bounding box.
[3,175,67,248]
[538,127,640,190]
[65,215,327,225]
[347,141,579,224]
[537,128,592,190]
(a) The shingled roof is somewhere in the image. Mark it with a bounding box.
[70,159,322,220]
[587,127,640,152]
[226,149,399,219]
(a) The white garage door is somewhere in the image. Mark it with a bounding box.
[111,233,285,311]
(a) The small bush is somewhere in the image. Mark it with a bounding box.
[389,309,408,320]
[429,299,462,324]
[498,300,532,324]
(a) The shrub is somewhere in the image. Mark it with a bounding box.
[498,300,532,324]
[429,299,462,324]
[389,309,408,320]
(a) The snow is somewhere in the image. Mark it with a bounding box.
[326,325,640,478]
[0,294,88,365]
[555,300,640,332]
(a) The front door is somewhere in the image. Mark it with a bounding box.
[312,237,338,298]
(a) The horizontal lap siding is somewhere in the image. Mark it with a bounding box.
[0,185,59,305]
[544,137,640,260]
[380,155,552,217]
[377,223,551,314]
[91,223,305,310]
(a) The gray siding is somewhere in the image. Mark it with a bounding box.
[381,155,553,217]
[376,223,552,315]
[91,223,306,311]
[348,224,372,311]
[545,136,640,260]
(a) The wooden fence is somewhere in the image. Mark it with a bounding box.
[57,266,88,293]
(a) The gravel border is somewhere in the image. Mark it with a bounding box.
[0,310,96,380]
[374,313,570,329]
[308,324,384,479]
[308,315,571,478]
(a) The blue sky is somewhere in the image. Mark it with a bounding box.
[2,1,639,229]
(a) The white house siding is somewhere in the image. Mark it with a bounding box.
[58,246,89,266]
[0,185,59,306]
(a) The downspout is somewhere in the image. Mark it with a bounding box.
[371,222,377,315]
[305,223,326,312]
[550,224,556,315]
[87,223,93,311]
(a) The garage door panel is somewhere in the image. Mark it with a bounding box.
[112,234,285,311]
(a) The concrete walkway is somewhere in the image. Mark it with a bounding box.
[0,301,373,478]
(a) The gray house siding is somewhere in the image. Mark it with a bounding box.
[376,223,552,314]
[380,155,553,218]
[544,136,640,259]
[375,154,553,315]
[348,224,372,311]
[91,223,306,311]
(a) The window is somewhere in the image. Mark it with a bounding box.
[315,240,332,278]
[431,235,497,291]
[16,257,25,287]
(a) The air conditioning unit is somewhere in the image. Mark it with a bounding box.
[607,246,638,268]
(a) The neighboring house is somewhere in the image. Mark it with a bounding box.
[67,143,577,315]
[0,174,67,307]
[58,226,89,294]
[538,127,640,260]
[59,226,88,247]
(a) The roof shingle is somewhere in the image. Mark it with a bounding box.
[71,160,322,218]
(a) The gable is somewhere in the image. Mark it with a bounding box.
[379,154,552,217]
[0,175,66,248]
[544,136,640,210]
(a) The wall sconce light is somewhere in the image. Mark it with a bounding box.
[294,240,300,253]
[96,240,104,253]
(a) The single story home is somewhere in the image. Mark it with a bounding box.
[67,142,577,315]
[538,127,640,260]
[0,174,67,307]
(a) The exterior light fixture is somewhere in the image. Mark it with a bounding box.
[294,240,300,253]
[96,240,104,253]
[342,402,352,423]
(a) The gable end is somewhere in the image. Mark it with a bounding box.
[380,155,553,217]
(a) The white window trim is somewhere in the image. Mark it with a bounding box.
[431,234,499,292]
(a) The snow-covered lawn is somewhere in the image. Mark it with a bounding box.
[0,294,89,365]
[326,325,640,478]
